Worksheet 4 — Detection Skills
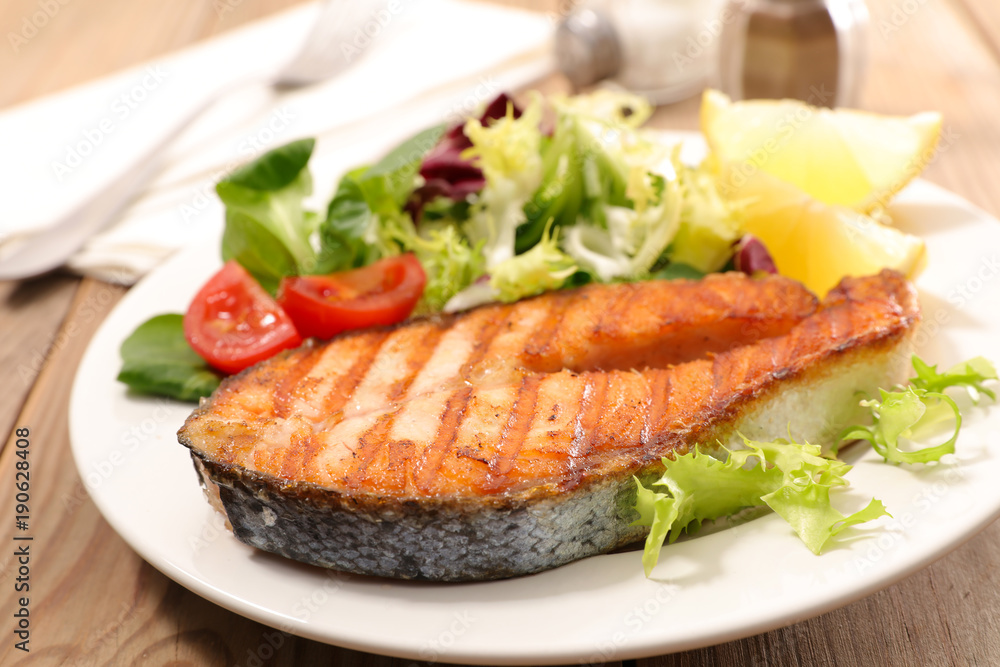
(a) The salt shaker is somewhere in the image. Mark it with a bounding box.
[555,0,728,105]
[717,0,869,107]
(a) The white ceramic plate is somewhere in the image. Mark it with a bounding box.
[71,161,1000,664]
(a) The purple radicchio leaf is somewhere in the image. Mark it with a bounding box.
[733,234,778,276]
[406,93,522,222]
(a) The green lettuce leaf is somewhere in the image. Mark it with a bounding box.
[218,139,319,292]
[116,314,222,402]
[525,90,692,284]
[317,126,448,274]
[361,123,446,214]
[763,486,889,555]
[665,149,743,273]
[840,388,962,465]
[515,90,648,254]
[462,94,545,268]
[489,223,577,303]
[562,172,682,281]
[910,355,997,401]
[389,222,487,314]
[839,355,997,465]
[633,436,888,576]
[319,166,383,271]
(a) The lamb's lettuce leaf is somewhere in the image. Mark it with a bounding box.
[317,125,448,274]
[117,314,221,402]
[319,166,380,271]
[217,139,320,293]
[357,123,447,215]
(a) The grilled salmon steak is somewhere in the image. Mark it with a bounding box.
[179,270,919,580]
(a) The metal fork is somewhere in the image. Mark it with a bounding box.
[0,0,378,281]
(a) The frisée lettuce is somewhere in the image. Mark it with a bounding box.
[490,222,577,303]
[633,437,888,576]
[634,354,996,577]
[839,356,997,464]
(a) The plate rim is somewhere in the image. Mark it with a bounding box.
[69,141,1000,664]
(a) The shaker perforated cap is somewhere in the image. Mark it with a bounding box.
[554,8,623,88]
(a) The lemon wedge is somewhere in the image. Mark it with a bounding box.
[701,89,942,212]
[728,168,926,296]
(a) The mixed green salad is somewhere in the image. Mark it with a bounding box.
[116,90,997,577]
[119,90,748,402]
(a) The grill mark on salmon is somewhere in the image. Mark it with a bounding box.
[287,330,392,479]
[642,370,672,450]
[179,271,919,581]
[460,309,509,379]
[482,373,541,493]
[344,322,449,490]
[563,373,610,490]
[410,314,511,493]
[321,330,392,417]
[415,385,475,494]
[273,350,322,419]
[522,289,580,371]
[189,273,822,489]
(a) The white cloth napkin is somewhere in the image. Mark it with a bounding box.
[0,0,553,284]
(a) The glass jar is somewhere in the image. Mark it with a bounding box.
[717,0,869,107]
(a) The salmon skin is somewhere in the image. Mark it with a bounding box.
[178,270,919,581]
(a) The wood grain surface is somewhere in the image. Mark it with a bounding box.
[3,0,1000,665]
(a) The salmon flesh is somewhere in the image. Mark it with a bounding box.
[178,270,919,581]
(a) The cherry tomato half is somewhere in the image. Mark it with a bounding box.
[277,254,427,339]
[184,260,302,374]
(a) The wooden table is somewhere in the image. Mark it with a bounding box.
[3,0,1000,664]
